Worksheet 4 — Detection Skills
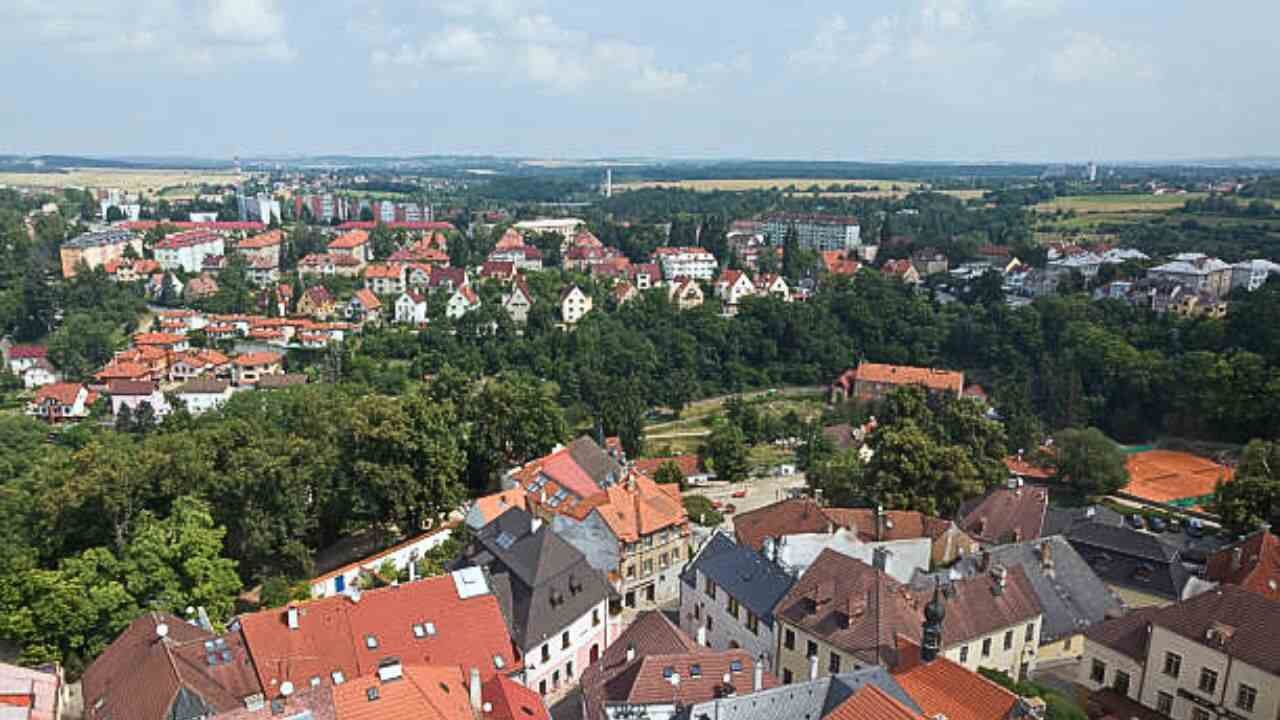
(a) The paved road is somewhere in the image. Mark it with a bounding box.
[684,472,808,531]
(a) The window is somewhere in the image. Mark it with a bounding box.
[694,604,701,620]
[592,608,601,627]
[645,535,653,548]
[982,638,992,657]
[660,552,669,569]
[1025,623,1035,642]
[1090,660,1106,684]
[1004,630,1014,651]
[746,612,759,635]
[1113,671,1131,696]
[1237,684,1257,713]
[829,653,841,674]
[1163,652,1182,678]
[552,670,560,688]
[784,629,795,651]
[807,640,818,658]
[728,597,740,619]
[539,680,546,696]
[566,661,574,679]
[1156,692,1173,715]
[690,664,701,678]
[1192,708,1210,720]
[706,616,713,632]
[365,634,379,649]
[783,669,793,684]
[626,565,635,579]
[705,578,717,599]
[960,646,969,663]
[643,559,653,576]
[1199,668,1218,695]
[562,631,570,650]
[541,645,550,663]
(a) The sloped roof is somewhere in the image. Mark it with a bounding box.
[233,351,283,367]
[684,668,920,720]
[482,673,549,720]
[467,488,528,529]
[82,612,261,720]
[850,363,962,394]
[332,665,473,720]
[734,498,834,551]
[33,382,84,406]
[353,288,382,311]
[328,230,369,250]
[632,455,702,479]
[1065,521,1189,600]
[237,230,283,250]
[684,531,795,625]
[1205,530,1280,601]
[891,638,1019,720]
[177,378,231,395]
[106,379,156,396]
[826,683,925,720]
[958,485,1050,544]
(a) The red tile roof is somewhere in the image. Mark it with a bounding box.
[482,673,549,720]
[238,230,284,250]
[7,345,46,359]
[632,455,703,479]
[133,332,186,347]
[336,221,455,231]
[363,263,405,279]
[849,362,964,394]
[239,572,518,695]
[494,228,526,250]
[469,489,529,528]
[234,351,283,367]
[821,251,862,276]
[33,382,84,406]
[332,665,474,720]
[123,221,265,231]
[734,498,834,551]
[1003,455,1054,480]
[353,288,382,311]
[1205,531,1280,601]
[827,683,925,720]
[95,361,152,381]
[891,637,1019,720]
[328,230,370,250]
[958,485,1049,544]
[154,230,223,250]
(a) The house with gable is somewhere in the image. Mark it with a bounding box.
[394,290,429,326]
[559,286,592,326]
[29,382,94,422]
[296,286,336,319]
[327,229,370,265]
[502,279,535,324]
[667,278,705,310]
[446,285,481,320]
[346,288,382,325]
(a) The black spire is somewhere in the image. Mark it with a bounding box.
[921,579,945,663]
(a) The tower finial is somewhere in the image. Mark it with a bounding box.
[921,578,945,663]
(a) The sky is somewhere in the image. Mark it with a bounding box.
[3,0,1279,162]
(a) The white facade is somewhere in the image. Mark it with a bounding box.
[178,387,233,415]
[774,531,932,584]
[560,287,593,325]
[155,236,226,273]
[395,293,428,325]
[446,289,480,320]
[678,572,779,671]
[763,216,861,252]
[1231,259,1280,292]
[308,526,455,598]
[22,365,57,389]
[656,248,717,281]
[515,218,585,242]
[524,600,610,700]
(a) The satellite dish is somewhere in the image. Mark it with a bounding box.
[156,623,170,639]
[280,681,295,697]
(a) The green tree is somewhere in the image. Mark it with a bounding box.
[1214,439,1280,534]
[1051,427,1127,496]
[683,495,723,527]
[807,448,870,507]
[704,422,749,483]
[105,205,125,222]
[653,461,686,488]
[47,313,118,380]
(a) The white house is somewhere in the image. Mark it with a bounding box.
[107,380,171,419]
[395,291,429,325]
[653,247,718,281]
[446,286,482,320]
[1231,259,1280,292]
[559,285,592,325]
[715,270,756,308]
[153,231,226,274]
[502,281,535,324]
[308,523,456,598]
[22,359,58,389]
[175,378,233,415]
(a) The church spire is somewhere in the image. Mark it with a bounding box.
[921,579,945,663]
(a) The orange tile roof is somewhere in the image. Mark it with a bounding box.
[238,230,284,249]
[363,263,405,279]
[1204,531,1280,601]
[1003,455,1054,480]
[234,351,284,367]
[482,673,548,720]
[470,489,528,527]
[132,332,186,346]
[827,683,925,720]
[332,665,474,720]
[494,228,526,250]
[328,229,370,250]
[34,382,84,406]
[1123,450,1231,504]
[632,455,702,479]
[821,251,862,275]
[892,638,1018,720]
[852,362,964,394]
[592,473,687,543]
[95,362,152,381]
[353,288,382,311]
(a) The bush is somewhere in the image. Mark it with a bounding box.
[978,668,1086,720]
[684,495,724,527]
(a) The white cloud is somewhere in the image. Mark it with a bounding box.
[366,0,692,96]
[11,0,294,69]
[1048,32,1154,84]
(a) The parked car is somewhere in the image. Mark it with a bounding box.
[1148,516,1167,533]
[1186,518,1204,538]
[1166,518,1183,533]
[1127,514,1146,530]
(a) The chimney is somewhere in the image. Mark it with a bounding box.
[287,606,299,630]
[753,657,764,692]
[763,537,777,563]
[872,546,890,573]
[876,505,886,541]
[977,550,991,572]
[1231,546,1243,571]
[531,517,543,534]
[697,626,707,646]
[992,565,1008,595]
[469,668,482,711]
[808,654,819,681]
[1040,541,1054,575]
[626,644,636,662]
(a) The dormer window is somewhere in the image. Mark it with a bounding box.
[365,634,379,649]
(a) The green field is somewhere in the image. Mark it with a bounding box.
[1034,193,1206,214]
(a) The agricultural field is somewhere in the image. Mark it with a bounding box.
[1033,193,1206,214]
[615,177,982,200]
[0,168,237,197]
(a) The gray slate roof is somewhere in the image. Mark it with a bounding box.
[684,667,919,720]
[1042,505,1124,537]
[682,532,796,627]
[566,435,625,488]
[1064,521,1190,600]
[912,535,1124,642]
[458,507,610,649]
[64,229,134,249]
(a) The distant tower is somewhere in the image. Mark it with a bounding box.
[604,168,613,198]
[921,579,945,663]
[1087,161,1098,183]
[234,155,247,221]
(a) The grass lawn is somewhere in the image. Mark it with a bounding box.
[1034,193,1206,214]
[748,443,794,469]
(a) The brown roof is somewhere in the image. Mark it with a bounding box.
[327,229,369,250]
[734,498,833,551]
[1082,606,1160,663]
[958,484,1049,544]
[850,362,963,394]
[233,352,283,367]
[775,550,1041,663]
[106,379,156,396]
[82,612,262,720]
[631,455,702,479]
[821,508,959,544]
[1205,531,1280,601]
[177,378,231,395]
[237,230,283,250]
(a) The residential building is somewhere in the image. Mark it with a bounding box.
[297,286,336,319]
[830,362,964,403]
[168,349,230,383]
[881,259,922,285]
[653,247,717,281]
[611,281,638,307]
[154,230,226,273]
[394,291,428,326]
[363,263,406,296]
[489,245,544,272]
[1230,259,1280,292]
[237,568,519,704]
[327,230,370,264]
[446,285,481,320]
[580,610,777,720]
[175,378,234,415]
[0,661,65,720]
[29,382,93,422]
[756,273,791,301]
[715,270,756,312]
[957,480,1051,545]
[667,278,705,310]
[763,213,862,252]
[890,637,1026,720]
[184,273,219,301]
[772,550,1043,683]
[6,344,47,375]
[1203,530,1280,601]
[773,530,933,584]
[631,455,713,485]
[1048,252,1103,281]
[1147,254,1233,299]
[507,436,692,609]
[502,280,535,324]
[679,531,796,670]
[106,380,170,419]
[514,218,584,245]
[452,507,611,700]
[1064,521,1192,607]
[232,352,284,386]
[20,358,58,389]
[1101,248,1150,264]
[1079,586,1280,720]
[296,253,362,278]
[821,250,863,277]
[307,523,457,598]
[465,488,528,531]
[59,229,141,278]
[82,612,268,720]
[559,286,592,326]
[479,261,518,283]
[913,537,1124,664]
[346,288,382,325]
[630,263,661,290]
[387,236,449,266]
[910,249,949,277]
[684,667,924,720]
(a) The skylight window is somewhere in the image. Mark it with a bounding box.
[496,531,517,549]
[332,671,345,685]
[729,660,743,673]
[494,655,506,669]
[365,634,378,649]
